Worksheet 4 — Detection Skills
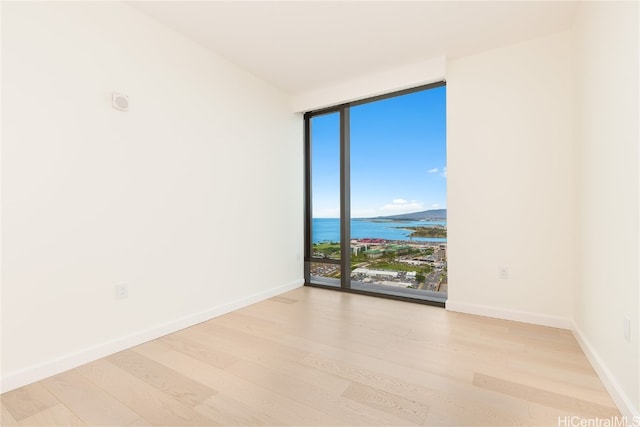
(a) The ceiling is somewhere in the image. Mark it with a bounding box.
[129,1,579,96]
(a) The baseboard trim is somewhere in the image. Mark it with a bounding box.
[571,323,640,420]
[445,300,572,329]
[445,300,639,418]
[0,279,304,393]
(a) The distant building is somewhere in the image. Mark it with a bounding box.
[360,238,387,244]
[352,268,398,278]
[398,259,425,266]
[387,244,411,255]
[437,244,447,261]
[364,249,383,259]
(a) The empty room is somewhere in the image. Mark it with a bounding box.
[1,1,638,426]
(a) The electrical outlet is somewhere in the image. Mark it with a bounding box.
[115,284,128,300]
[499,267,509,280]
[624,316,631,342]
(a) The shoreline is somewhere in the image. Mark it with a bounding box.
[313,238,447,245]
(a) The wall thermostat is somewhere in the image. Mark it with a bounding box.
[112,92,129,111]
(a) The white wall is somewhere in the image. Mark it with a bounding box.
[572,1,639,416]
[1,2,303,391]
[446,31,574,328]
[291,56,446,112]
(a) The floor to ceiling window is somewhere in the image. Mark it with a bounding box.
[304,82,446,305]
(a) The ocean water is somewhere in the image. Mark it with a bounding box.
[312,218,447,243]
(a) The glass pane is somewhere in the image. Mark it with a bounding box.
[310,262,341,287]
[312,240,341,260]
[350,86,447,300]
[310,112,341,258]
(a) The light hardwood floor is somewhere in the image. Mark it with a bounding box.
[1,286,621,426]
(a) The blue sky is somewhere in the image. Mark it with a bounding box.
[311,85,446,218]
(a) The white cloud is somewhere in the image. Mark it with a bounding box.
[380,199,424,214]
[431,203,440,208]
[427,168,439,173]
[440,167,447,178]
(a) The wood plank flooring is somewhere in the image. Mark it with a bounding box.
[1,287,621,426]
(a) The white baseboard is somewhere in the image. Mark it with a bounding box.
[445,300,572,329]
[445,300,639,419]
[571,323,640,420]
[0,279,304,393]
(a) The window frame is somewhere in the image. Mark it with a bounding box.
[304,81,447,306]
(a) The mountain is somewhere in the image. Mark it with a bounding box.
[374,209,447,221]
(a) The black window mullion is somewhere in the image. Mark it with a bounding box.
[340,107,351,289]
[303,113,312,281]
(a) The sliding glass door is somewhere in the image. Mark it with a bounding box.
[305,82,447,304]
